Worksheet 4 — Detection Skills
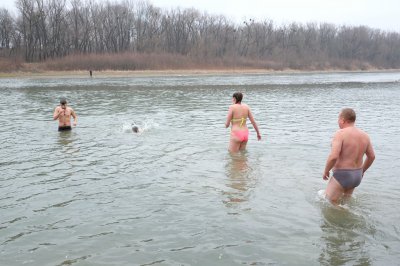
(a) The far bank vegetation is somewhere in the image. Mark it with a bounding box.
[0,0,399,72]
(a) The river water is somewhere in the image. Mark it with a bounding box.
[0,72,399,265]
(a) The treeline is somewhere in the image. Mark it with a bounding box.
[0,0,400,71]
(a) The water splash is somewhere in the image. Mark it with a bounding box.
[121,119,159,134]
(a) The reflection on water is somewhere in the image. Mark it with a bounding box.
[319,202,375,266]
[57,130,73,144]
[223,152,256,209]
[56,130,80,155]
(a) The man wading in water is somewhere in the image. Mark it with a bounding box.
[53,98,77,131]
[323,108,375,205]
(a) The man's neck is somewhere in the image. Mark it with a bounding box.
[342,122,355,129]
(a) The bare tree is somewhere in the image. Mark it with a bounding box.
[3,0,399,69]
[47,0,68,58]
[0,8,14,49]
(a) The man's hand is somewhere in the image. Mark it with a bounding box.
[323,171,330,180]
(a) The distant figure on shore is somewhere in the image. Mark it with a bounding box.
[323,108,375,205]
[89,70,93,77]
[53,98,77,131]
[225,92,261,152]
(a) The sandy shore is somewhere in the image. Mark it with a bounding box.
[0,68,399,78]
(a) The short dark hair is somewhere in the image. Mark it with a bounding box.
[60,98,67,104]
[232,92,243,103]
[340,108,356,122]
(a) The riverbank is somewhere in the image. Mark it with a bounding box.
[2,51,398,78]
[1,68,399,79]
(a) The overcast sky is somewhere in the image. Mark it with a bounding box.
[1,0,399,32]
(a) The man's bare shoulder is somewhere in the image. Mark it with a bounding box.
[356,127,368,134]
[350,126,369,137]
[341,126,370,143]
[357,127,371,140]
[333,129,344,137]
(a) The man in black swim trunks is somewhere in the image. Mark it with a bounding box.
[53,98,77,131]
[323,108,375,205]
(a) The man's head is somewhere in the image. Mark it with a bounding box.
[60,98,67,109]
[338,108,356,128]
[132,125,139,133]
[232,92,243,104]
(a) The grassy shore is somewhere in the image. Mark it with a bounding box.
[1,67,399,79]
[0,69,294,78]
[2,52,397,78]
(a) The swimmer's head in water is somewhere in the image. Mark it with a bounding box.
[132,125,139,133]
[232,92,243,104]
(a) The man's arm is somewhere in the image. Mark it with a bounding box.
[362,137,375,175]
[323,131,342,180]
[225,106,233,128]
[53,107,61,120]
[71,108,77,126]
[248,108,261,140]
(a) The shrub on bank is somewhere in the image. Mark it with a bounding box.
[0,51,379,73]
[0,56,23,72]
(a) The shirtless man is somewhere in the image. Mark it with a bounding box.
[225,92,261,152]
[323,108,375,205]
[53,98,77,131]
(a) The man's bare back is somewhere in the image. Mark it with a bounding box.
[333,126,371,169]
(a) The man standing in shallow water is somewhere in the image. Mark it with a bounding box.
[53,98,77,131]
[323,108,375,205]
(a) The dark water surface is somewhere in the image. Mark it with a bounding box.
[1,72,399,265]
